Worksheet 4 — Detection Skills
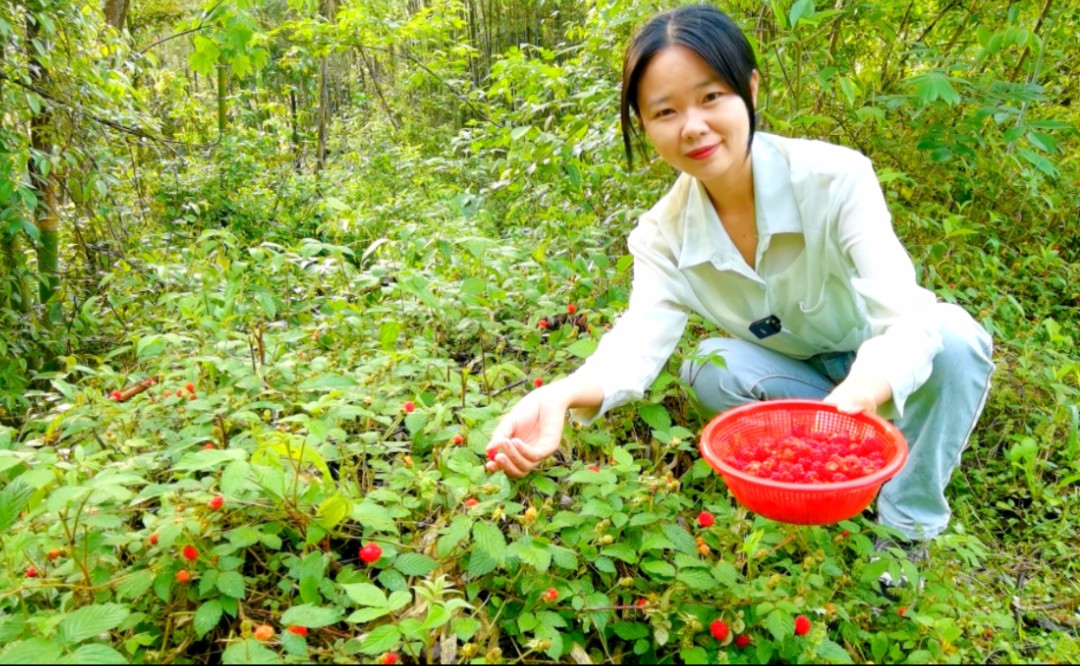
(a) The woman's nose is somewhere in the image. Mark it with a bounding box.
[682,109,708,140]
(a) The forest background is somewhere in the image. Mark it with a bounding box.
[1,0,1078,663]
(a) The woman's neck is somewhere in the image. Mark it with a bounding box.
[701,154,755,219]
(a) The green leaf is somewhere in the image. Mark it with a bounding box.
[0,480,33,532]
[661,523,698,555]
[59,644,128,665]
[680,646,710,665]
[387,591,412,612]
[194,600,223,638]
[472,521,507,565]
[564,338,597,358]
[298,374,357,391]
[641,559,676,578]
[343,583,388,607]
[788,0,815,27]
[600,542,638,563]
[437,516,473,558]
[59,604,130,644]
[280,605,342,628]
[216,571,246,599]
[611,622,649,640]
[221,638,281,664]
[466,548,497,578]
[359,625,401,655]
[316,495,352,531]
[676,568,717,591]
[115,569,154,601]
[189,36,222,76]
[393,552,439,577]
[637,403,671,431]
[764,609,791,642]
[346,607,390,623]
[0,639,63,664]
[816,639,855,663]
[510,126,531,140]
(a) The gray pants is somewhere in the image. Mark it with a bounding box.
[680,303,994,540]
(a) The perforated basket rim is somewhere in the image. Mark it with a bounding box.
[699,399,909,494]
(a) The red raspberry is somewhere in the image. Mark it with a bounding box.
[538,319,548,329]
[487,448,498,462]
[636,598,648,608]
[202,443,216,450]
[567,304,577,314]
[149,534,159,546]
[452,434,464,445]
[898,606,907,618]
[359,543,382,564]
[175,569,191,584]
[26,567,38,578]
[403,401,415,413]
[464,498,478,508]
[182,545,198,561]
[287,625,309,637]
[46,548,61,560]
[209,495,224,510]
[588,465,600,472]
[381,653,398,665]
[185,382,195,393]
[697,511,715,528]
[533,378,544,388]
[110,391,122,401]
[543,587,558,602]
[794,615,811,636]
[735,634,751,648]
[176,389,184,398]
[710,619,729,641]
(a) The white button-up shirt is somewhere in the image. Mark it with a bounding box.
[571,132,942,422]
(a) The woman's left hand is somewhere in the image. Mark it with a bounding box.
[823,373,892,415]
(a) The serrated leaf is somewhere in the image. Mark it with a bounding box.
[549,545,578,570]
[816,639,854,663]
[437,516,473,558]
[359,625,401,655]
[280,605,341,628]
[611,622,649,640]
[59,644,128,665]
[467,548,497,578]
[472,522,506,565]
[637,403,671,431]
[394,553,439,577]
[221,638,282,664]
[641,559,676,578]
[677,568,717,591]
[0,480,33,532]
[298,374,357,391]
[764,609,791,642]
[217,571,246,599]
[662,523,698,555]
[347,607,390,623]
[343,583,388,607]
[600,542,638,563]
[59,603,130,643]
[387,591,411,611]
[194,600,223,638]
[564,338,597,358]
[680,646,709,665]
[0,639,63,664]
[115,569,154,601]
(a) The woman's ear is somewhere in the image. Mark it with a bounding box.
[750,69,760,109]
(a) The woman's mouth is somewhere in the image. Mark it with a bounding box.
[686,144,719,160]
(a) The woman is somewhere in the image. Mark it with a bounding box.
[484,5,994,559]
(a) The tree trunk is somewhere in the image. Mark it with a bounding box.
[217,61,227,137]
[316,0,336,174]
[103,0,130,31]
[26,10,61,312]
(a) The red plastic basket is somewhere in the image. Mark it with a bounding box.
[699,399,909,525]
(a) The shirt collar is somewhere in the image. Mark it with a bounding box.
[676,133,804,270]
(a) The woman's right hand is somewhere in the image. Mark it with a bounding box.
[484,386,570,478]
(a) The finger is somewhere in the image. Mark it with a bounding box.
[836,401,865,414]
[494,449,530,478]
[500,438,539,473]
[489,415,517,445]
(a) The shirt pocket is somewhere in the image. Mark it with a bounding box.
[792,274,869,351]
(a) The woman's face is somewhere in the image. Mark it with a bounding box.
[637,45,758,184]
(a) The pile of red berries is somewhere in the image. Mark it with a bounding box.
[726,431,887,484]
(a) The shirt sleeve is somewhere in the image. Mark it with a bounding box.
[837,155,943,418]
[569,221,690,425]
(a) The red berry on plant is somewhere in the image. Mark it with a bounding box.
[538,319,548,329]
[543,587,558,602]
[209,495,224,510]
[185,382,195,393]
[182,545,198,561]
[403,401,415,413]
[175,569,191,584]
[202,443,216,450]
[636,598,648,608]
[898,606,907,618]
[46,549,61,560]
[149,534,159,545]
[452,434,464,445]
[735,634,751,648]
[176,389,184,398]
[794,615,811,636]
[464,498,478,508]
[26,567,37,578]
[381,653,399,665]
[697,511,715,528]
[110,391,122,401]
[588,465,599,472]
[287,625,308,637]
[533,378,543,388]
[710,619,729,641]
[359,543,382,564]
[567,304,577,314]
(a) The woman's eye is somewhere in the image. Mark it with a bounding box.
[654,108,674,119]
[704,91,724,102]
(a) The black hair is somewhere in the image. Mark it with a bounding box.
[620,5,759,169]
